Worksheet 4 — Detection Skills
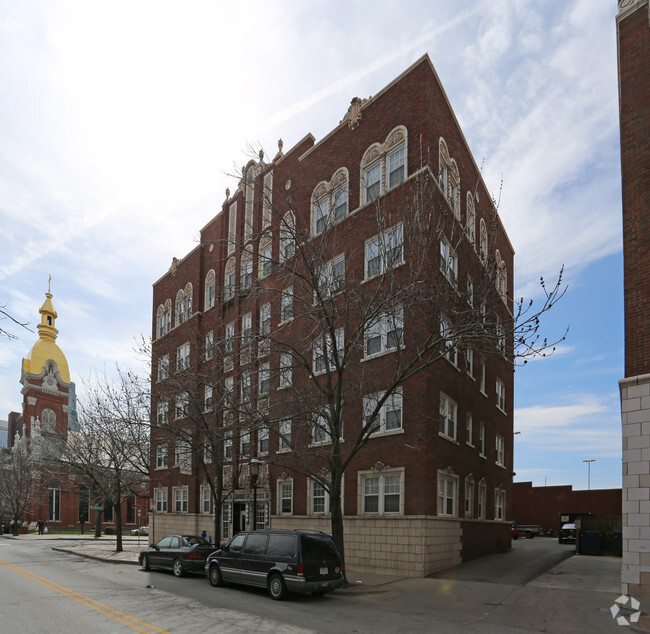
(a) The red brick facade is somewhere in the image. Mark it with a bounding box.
[150,55,515,574]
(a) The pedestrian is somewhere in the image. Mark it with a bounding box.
[37,520,44,535]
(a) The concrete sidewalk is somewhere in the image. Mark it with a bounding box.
[4,533,644,632]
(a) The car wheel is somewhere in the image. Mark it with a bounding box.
[525,530,533,539]
[141,555,150,571]
[209,564,224,587]
[173,558,184,578]
[268,573,287,601]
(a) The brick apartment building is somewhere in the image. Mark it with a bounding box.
[618,0,650,596]
[150,54,515,576]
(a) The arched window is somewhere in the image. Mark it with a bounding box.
[479,219,488,265]
[495,250,507,301]
[205,270,216,310]
[157,303,169,339]
[360,126,407,206]
[224,258,236,302]
[244,164,257,242]
[175,284,193,326]
[42,408,56,433]
[439,137,460,218]
[240,248,253,296]
[258,234,273,279]
[310,168,349,236]
[465,192,476,245]
[280,211,295,262]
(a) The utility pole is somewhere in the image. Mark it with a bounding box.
[583,459,596,490]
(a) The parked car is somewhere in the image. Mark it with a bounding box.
[511,526,521,540]
[130,526,149,536]
[558,523,577,544]
[140,535,215,577]
[206,529,345,600]
[511,522,543,539]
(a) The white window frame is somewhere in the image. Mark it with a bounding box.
[364,223,404,279]
[280,287,293,323]
[158,355,169,381]
[174,487,189,513]
[316,254,345,298]
[259,303,271,339]
[496,434,505,467]
[155,444,168,470]
[224,260,236,301]
[223,431,232,461]
[465,477,474,518]
[494,488,506,520]
[361,470,402,515]
[279,353,292,389]
[222,503,232,540]
[278,479,293,515]
[259,241,272,279]
[205,271,216,310]
[439,393,457,441]
[466,412,473,447]
[241,313,252,349]
[205,331,214,361]
[466,275,474,307]
[241,370,251,403]
[364,307,403,358]
[313,194,330,235]
[440,316,457,366]
[479,422,486,457]
[155,488,168,513]
[204,385,213,411]
[258,427,269,456]
[496,378,506,413]
[258,363,270,397]
[157,401,168,426]
[313,329,344,375]
[201,486,211,514]
[437,471,458,517]
[310,479,330,515]
[311,412,332,446]
[240,430,250,458]
[440,237,458,287]
[278,419,291,452]
[280,212,295,261]
[466,348,474,377]
[175,392,188,420]
[176,342,190,372]
[363,389,403,435]
[363,161,381,203]
[478,482,486,519]
[387,145,405,189]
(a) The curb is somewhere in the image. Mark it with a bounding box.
[52,546,140,566]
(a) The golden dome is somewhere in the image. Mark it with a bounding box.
[22,287,70,384]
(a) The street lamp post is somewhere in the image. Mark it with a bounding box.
[583,459,596,490]
[250,457,260,531]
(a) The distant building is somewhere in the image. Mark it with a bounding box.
[150,54,515,576]
[0,419,7,447]
[617,0,650,597]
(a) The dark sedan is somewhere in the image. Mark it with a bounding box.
[140,535,215,577]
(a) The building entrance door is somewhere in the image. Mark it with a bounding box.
[233,502,247,533]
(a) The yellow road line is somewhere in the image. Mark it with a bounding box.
[0,559,170,634]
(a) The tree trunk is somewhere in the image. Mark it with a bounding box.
[114,487,123,552]
[329,476,346,582]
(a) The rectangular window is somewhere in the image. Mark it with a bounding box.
[240,431,250,458]
[496,434,505,466]
[240,258,253,293]
[227,201,237,255]
[280,287,293,323]
[258,427,269,455]
[48,487,61,522]
[176,342,190,371]
[479,422,486,456]
[363,389,403,435]
[494,489,506,520]
[478,483,486,519]
[465,479,474,518]
[262,171,273,229]
[440,316,457,365]
[224,376,234,408]
[365,307,403,357]
[362,472,401,515]
[278,419,291,452]
[317,254,345,298]
[466,412,473,446]
[279,481,293,515]
[364,223,403,279]
[466,275,474,307]
[241,313,252,349]
[174,488,188,513]
[387,146,405,189]
[224,431,232,461]
[480,360,486,394]
[311,480,330,514]
[311,413,332,446]
[157,401,168,426]
[279,353,292,388]
[258,363,270,396]
[201,487,211,514]
[259,243,272,278]
[364,162,381,203]
[440,238,457,286]
[259,303,271,337]
[280,221,294,261]
[158,355,169,381]
[332,184,348,222]
[222,503,231,540]
[438,473,457,517]
[155,488,167,513]
[496,378,506,413]
[313,196,329,235]
[156,445,168,469]
[175,392,188,420]
[241,370,251,403]
[175,441,192,473]
[439,393,457,440]
[466,348,474,377]
[313,329,344,375]
[204,385,213,411]
[206,279,216,310]
[205,331,214,360]
[225,269,236,301]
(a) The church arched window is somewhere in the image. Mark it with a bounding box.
[42,408,56,433]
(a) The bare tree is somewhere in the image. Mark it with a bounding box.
[0,303,31,339]
[52,368,150,552]
[0,442,34,535]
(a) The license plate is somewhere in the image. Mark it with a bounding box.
[320,567,328,575]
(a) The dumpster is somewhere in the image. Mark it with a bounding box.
[580,531,603,555]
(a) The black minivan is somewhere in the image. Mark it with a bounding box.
[205,529,344,600]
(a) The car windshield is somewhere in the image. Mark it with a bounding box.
[301,535,339,560]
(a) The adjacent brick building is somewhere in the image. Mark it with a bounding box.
[618,0,650,597]
[150,55,515,576]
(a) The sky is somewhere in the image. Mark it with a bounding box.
[0,0,624,489]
